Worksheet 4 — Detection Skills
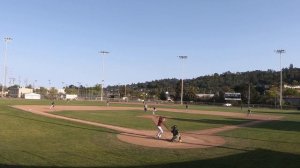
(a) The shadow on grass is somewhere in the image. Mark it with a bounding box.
[219,134,300,145]
[0,113,118,135]
[255,110,300,115]
[170,116,300,132]
[251,120,300,132]
[0,149,299,168]
[169,117,251,126]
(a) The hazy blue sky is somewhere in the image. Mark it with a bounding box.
[1,0,299,88]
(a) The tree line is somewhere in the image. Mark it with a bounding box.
[110,64,300,105]
[6,64,300,105]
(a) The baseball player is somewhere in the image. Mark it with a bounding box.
[156,116,166,139]
[170,125,182,142]
[152,107,157,115]
[144,103,148,112]
[50,101,55,110]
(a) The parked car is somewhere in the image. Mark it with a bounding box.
[223,103,232,107]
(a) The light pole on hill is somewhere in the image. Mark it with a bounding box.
[2,37,13,97]
[178,56,188,105]
[99,51,109,101]
[275,49,285,110]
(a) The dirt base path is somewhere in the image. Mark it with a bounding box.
[12,105,283,149]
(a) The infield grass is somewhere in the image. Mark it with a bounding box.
[52,110,252,131]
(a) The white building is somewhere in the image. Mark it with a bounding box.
[24,93,41,100]
[284,85,300,89]
[196,94,214,99]
[64,94,78,100]
[8,87,33,98]
[57,88,66,94]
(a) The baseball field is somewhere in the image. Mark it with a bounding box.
[0,99,299,167]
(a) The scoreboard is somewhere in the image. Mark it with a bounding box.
[224,92,241,101]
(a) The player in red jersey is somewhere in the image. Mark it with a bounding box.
[156,116,166,139]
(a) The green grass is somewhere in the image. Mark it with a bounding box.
[0,99,299,168]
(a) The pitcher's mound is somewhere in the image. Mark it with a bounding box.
[117,132,225,149]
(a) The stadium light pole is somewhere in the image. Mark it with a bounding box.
[48,80,51,88]
[99,51,109,101]
[34,80,37,92]
[61,81,65,89]
[118,83,121,98]
[2,37,13,97]
[85,84,88,99]
[124,84,127,97]
[77,82,81,98]
[248,83,251,109]
[275,49,285,110]
[178,56,188,105]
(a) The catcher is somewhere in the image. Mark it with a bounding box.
[170,125,182,142]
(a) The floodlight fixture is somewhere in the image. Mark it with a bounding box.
[178,56,188,59]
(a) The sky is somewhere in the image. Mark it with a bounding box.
[1,0,299,88]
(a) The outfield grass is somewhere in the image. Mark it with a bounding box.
[1,98,296,115]
[0,99,299,168]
